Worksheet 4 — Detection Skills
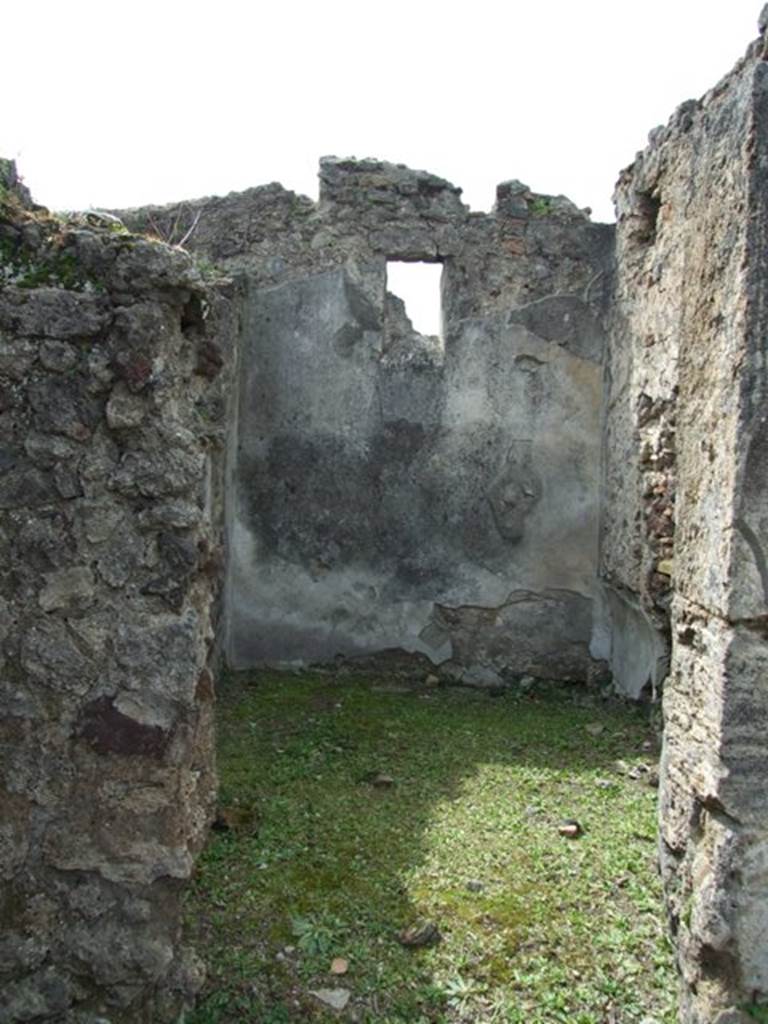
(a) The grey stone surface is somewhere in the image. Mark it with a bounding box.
[607,18,768,1018]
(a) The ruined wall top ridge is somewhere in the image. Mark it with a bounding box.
[117,156,611,323]
[0,159,34,211]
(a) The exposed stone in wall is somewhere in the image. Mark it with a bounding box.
[0,177,236,1022]
[122,159,614,683]
[608,22,768,1020]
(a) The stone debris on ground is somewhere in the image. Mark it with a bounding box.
[368,772,396,788]
[397,921,442,948]
[309,988,351,1011]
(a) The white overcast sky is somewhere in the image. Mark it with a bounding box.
[2,0,760,223]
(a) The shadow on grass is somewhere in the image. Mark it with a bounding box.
[185,671,675,1024]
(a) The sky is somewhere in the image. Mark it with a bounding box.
[2,1,761,332]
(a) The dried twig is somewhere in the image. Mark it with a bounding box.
[145,203,203,250]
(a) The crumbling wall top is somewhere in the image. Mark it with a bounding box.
[0,158,34,210]
[116,156,611,322]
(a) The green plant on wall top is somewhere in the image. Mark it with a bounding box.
[529,196,553,217]
[0,198,109,292]
[0,232,104,291]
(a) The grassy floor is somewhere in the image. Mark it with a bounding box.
[185,671,676,1024]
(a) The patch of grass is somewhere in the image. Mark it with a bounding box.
[186,672,676,1023]
[529,196,553,217]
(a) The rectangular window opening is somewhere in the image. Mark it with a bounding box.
[385,261,444,342]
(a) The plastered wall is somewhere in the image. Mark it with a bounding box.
[126,159,613,684]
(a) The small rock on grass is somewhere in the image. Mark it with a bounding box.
[462,665,503,689]
[310,988,351,1011]
[330,957,349,975]
[371,772,395,788]
[211,806,259,835]
[585,722,605,736]
[466,879,484,893]
[558,819,583,838]
[397,920,441,947]
[361,769,396,787]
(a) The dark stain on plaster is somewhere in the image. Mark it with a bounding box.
[333,322,366,356]
[77,697,169,757]
[486,441,542,543]
[241,426,509,578]
[507,295,604,362]
[343,278,382,332]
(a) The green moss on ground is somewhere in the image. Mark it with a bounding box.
[186,671,676,1024]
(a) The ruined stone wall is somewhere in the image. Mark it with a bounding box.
[5,14,768,1019]
[598,112,683,698]
[0,170,236,1023]
[606,24,768,1021]
[123,159,613,683]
